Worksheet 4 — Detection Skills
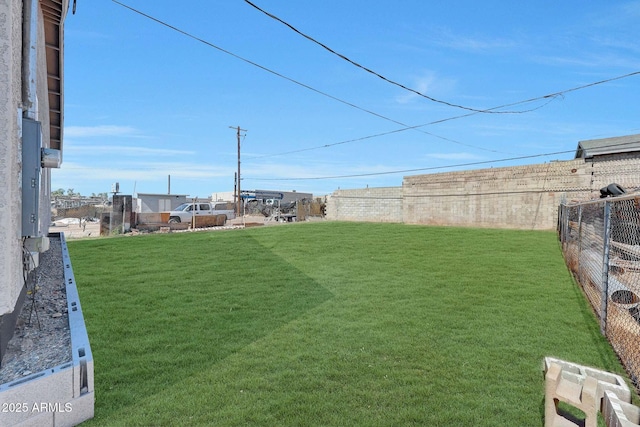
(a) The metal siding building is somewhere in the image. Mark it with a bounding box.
[576,134,640,159]
[136,193,188,213]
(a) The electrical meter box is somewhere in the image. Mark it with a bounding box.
[22,118,41,237]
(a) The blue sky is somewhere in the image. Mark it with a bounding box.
[54,0,640,199]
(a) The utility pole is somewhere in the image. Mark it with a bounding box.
[233,172,237,208]
[229,126,247,215]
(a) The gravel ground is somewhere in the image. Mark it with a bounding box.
[0,236,71,384]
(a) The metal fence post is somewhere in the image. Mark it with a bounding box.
[576,205,583,285]
[561,204,567,243]
[600,201,612,336]
[558,204,563,241]
[564,204,570,244]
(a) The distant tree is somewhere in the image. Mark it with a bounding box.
[67,188,78,197]
[52,188,65,197]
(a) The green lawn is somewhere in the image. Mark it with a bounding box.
[68,222,629,426]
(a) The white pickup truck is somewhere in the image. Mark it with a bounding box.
[167,202,235,224]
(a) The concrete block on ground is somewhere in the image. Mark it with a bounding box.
[543,356,631,406]
[545,362,599,427]
[603,390,640,427]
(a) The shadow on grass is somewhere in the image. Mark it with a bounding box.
[68,232,333,425]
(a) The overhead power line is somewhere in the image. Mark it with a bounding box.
[242,0,640,158]
[109,1,398,121]
[246,150,575,181]
[244,0,553,114]
[111,0,512,155]
[244,138,640,181]
[252,71,640,159]
[111,1,640,162]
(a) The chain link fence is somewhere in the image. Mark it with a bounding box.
[558,194,640,391]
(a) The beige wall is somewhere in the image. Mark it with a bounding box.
[589,155,640,192]
[326,187,403,223]
[327,157,640,230]
[402,159,593,230]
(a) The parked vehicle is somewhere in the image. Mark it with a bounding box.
[167,202,235,224]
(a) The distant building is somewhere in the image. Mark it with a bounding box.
[576,134,640,160]
[53,195,106,209]
[136,193,188,213]
[211,191,234,202]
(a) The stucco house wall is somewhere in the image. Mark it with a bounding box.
[1,0,68,365]
[0,0,28,318]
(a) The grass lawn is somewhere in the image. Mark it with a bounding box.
[67,222,630,426]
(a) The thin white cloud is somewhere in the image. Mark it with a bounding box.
[395,73,435,104]
[589,1,640,28]
[65,125,141,138]
[395,72,457,104]
[67,145,195,156]
[243,159,418,181]
[244,162,337,179]
[532,52,640,69]
[56,161,233,182]
[430,27,517,53]
[425,152,483,161]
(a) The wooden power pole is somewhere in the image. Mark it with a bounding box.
[229,126,247,215]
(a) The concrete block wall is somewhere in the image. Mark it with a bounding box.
[403,159,593,230]
[590,157,640,193]
[604,390,640,427]
[326,187,403,223]
[326,156,640,230]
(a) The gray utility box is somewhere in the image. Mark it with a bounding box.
[22,118,41,237]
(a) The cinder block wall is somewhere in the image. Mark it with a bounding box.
[326,157,640,230]
[403,159,593,230]
[589,155,640,191]
[326,187,403,223]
